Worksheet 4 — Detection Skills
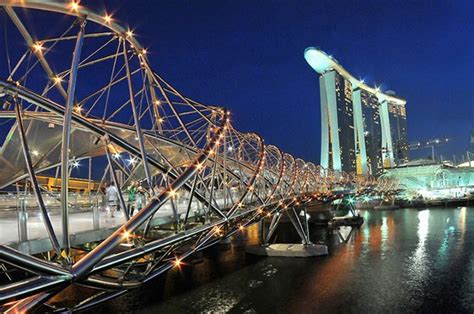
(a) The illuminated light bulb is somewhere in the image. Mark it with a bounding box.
[104,14,112,24]
[195,163,203,170]
[168,189,176,197]
[173,258,181,267]
[128,158,137,165]
[53,76,62,84]
[142,48,147,55]
[158,118,164,123]
[126,30,134,38]
[122,230,130,239]
[32,42,43,53]
[72,160,80,168]
[73,105,83,114]
[31,150,39,156]
[257,208,263,214]
[239,225,244,231]
[70,1,80,11]
[113,152,121,159]
[154,99,161,106]
[237,202,244,208]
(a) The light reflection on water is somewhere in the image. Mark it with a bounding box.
[94,207,474,313]
[406,209,429,301]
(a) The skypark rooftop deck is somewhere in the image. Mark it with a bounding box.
[304,47,406,105]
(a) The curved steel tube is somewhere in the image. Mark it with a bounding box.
[0,2,398,310]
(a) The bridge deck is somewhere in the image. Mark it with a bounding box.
[0,200,207,254]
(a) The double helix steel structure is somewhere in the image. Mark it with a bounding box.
[0,1,398,311]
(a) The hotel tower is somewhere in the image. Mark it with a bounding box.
[304,47,408,175]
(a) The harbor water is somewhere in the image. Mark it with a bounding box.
[93,207,474,313]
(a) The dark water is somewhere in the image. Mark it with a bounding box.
[95,207,474,313]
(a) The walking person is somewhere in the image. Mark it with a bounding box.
[127,181,139,216]
[135,182,147,212]
[105,182,119,218]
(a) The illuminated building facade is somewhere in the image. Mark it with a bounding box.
[382,163,474,199]
[358,88,383,174]
[387,100,409,164]
[305,47,408,175]
[319,71,356,173]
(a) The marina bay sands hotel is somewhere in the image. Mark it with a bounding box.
[304,47,408,176]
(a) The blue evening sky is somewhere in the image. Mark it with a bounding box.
[88,0,473,162]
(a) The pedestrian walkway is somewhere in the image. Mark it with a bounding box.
[0,200,209,253]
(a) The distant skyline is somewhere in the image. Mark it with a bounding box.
[90,0,473,163]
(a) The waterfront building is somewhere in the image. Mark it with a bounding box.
[358,88,383,175]
[387,96,409,164]
[319,70,356,173]
[382,161,474,199]
[305,47,408,175]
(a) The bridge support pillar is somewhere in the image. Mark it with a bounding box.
[260,206,313,247]
[246,243,328,257]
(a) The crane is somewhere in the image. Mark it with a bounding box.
[408,138,450,161]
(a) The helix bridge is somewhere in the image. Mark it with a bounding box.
[0,1,398,311]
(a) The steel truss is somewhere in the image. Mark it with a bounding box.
[0,1,397,310]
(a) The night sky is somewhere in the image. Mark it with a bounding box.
[73,1,474,163]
